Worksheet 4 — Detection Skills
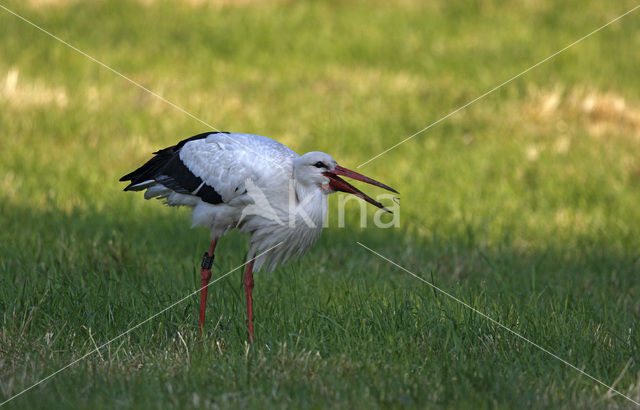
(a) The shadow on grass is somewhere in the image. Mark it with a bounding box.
[1,201,639,407]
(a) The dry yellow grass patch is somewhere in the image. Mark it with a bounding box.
[25,0,76,6]
[25,0,287,6]
[1,68,68,109]
[138,0,288,7]
[524,85,640,139]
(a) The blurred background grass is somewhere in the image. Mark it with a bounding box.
[1,0,639,408]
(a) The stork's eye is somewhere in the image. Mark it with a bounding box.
[313,161,327,169]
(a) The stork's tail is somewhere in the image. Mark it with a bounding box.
[119,148,174,191]
[119,151,189,203]
[120,132,220,191]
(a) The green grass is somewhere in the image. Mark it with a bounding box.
[1,0,640,407]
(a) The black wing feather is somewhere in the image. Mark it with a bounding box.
[120,132,227,204]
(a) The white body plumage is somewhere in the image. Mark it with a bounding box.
[121,131,397,338]
[131,133,329,272]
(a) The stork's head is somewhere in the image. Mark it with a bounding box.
[294,151,398,213]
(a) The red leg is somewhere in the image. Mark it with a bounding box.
[243,258,255,342]
[199,239,218,333]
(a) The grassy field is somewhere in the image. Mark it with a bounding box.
[1,0,640,407]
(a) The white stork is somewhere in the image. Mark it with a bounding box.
[120,132,397,340]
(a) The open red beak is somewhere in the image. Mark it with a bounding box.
[324,165,399,213]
